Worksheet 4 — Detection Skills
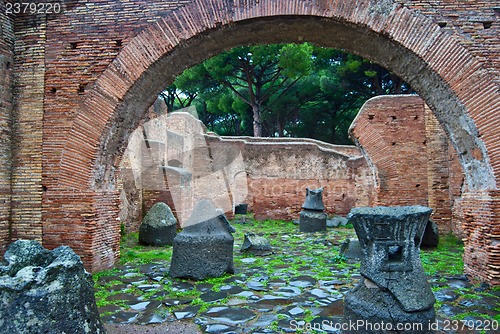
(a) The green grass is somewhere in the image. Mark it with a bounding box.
[420,233,464,276]
[119,232,173,264]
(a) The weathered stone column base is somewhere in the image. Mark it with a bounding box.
[170,237,234,280]
[344,281,435,334]
[299,210,327,232]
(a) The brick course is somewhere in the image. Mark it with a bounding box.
[0,0,498,281]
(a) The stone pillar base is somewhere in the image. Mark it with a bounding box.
[344,280,435,334]
[299,210,327,232]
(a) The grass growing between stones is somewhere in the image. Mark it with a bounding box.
[420,233,464,276]
[420,233,500,327]
[119,232,173,264]
[93,215,500,332]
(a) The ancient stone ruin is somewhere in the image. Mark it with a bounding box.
[339,238,363,262]
[299,188,327,232]
[240,232,272,256]
[139,202,177,246]
[344,206,436,333]
[169,199,235,280]
[0,240,106,334]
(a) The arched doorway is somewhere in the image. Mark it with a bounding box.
[50,0,499,283]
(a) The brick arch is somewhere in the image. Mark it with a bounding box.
[55,0,500,279]
[60,0,499,193]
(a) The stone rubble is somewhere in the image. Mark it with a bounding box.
[0,240,106,334]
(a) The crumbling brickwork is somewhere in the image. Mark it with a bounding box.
[0,0,498,283]
[349,95,463,234]
[462,190,500,285]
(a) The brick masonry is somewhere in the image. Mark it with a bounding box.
[0,0,498,282]
[349,95,463,234]
[462,190,500,285]
[9,12,46,247]
[0,6,14,254]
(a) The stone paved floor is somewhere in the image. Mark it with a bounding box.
[95,221,500,334]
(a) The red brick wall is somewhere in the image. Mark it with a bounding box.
[350,95,464,234]
[350,96,429,205]
[0,9,14,253]
[42,0,191,193]
[425,104,457,232]
[42,190,120,270]
[1,0,498,281]
[9,13,46,245]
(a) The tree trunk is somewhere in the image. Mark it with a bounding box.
[252,104,262,137]
[277,121,284,137]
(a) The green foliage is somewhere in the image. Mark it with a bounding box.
[162,43,411,144]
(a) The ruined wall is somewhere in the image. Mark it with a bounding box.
[0,9,14,253]
[212,137,373,221]
[2,0,498,278]
[396,1,499,86]
[349,95,463,234]
[121,112,374,232]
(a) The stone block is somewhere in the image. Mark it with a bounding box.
[139,202,177,246]
[299,210,327,233]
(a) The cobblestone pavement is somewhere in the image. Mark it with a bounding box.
[96,222,500,334]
